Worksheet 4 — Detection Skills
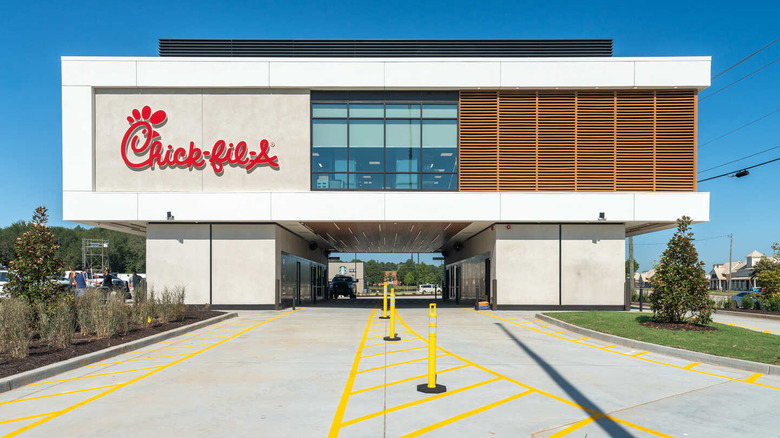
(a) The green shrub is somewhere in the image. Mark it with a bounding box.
[742,294,756,310]
[132,287,157,327]
[0,297,32,358]
[37,295,76,349]
[722,297,736,309]
[76,288,103,335]
[95,294,129,338]
[760,295,780,312]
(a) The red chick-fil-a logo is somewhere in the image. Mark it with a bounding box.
[121,106,279,174]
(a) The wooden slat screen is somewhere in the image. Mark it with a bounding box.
[459,90,696,192]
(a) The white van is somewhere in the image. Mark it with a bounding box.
[418,284,441,294]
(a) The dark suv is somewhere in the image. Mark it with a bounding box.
[330,275,357,299]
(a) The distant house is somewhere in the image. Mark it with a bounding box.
[708,250,765,291]
[383,270,398,286]
[633,269,654,289]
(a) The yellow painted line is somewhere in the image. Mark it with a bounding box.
[549,413,604,438]
[350,364,470,395]
[184,328,243,334]
[126,343,215,355]
[342,377,502,427]
[360,346,426,359]
[29,367,163,386]
[550,330,569,335]
[536,324,553,328]
[4,309,299,438]
[0,385,118,406]
[727,322,780,335]
[156,335,232,344]
[327,309,375,438]
[403,312,673,438]
[631,352,649,357]
[367,331,409,339]
[364,338,418,348]
[573,337,590,342]
[744,373,763,383]
[469,309,780,393]
[0,411,62,426]
[683,362,702,370]
[398,390,535,438]
[357,354,448,374]
[85,354,189,367]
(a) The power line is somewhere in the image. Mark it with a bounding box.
[698,145,780,174]
[697,156,780,183]
[632,234,731,246]
[698,107,780,147]
[699,56,780,102]
[712,36,780,80]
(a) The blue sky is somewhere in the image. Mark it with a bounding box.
[1,0,778,270]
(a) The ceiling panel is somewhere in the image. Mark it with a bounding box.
[301,221,469,253]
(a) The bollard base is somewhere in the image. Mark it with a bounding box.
[383,335,401,341]
[378,316,390,319]
[417,383,447,394]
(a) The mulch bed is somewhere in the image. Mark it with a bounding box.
[0,310,225,379]
[642,321,717,332]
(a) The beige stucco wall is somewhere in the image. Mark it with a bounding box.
[146,224,210,304]
[495,225,560,305]
[211,224,276,305]
[275,226,328,278]
[94,89,310,192]
[560,224,625,305]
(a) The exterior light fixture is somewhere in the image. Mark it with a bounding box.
[167,211,174,221]
[598,212,606,221]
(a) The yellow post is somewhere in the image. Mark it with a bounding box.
[383,288,400,341]
[380,281,389,319]
[417,303,446,393]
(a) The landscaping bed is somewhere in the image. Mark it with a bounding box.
[0,309,224,379]
[545,311,780,365]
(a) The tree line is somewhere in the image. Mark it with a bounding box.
[362,258,445,286]
[0,220,145,273]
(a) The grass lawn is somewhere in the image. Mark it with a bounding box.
[545,311,780,365]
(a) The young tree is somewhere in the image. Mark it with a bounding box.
[625,260,639,279]
[5,207,65,304]
[753,243,780,297]
[649,216,714,325]
[364,260,383,286]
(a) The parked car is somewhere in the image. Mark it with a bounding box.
[732,291,763,308]
[418,283,442,294]
[0,269,8,298]
[330,275,357,299]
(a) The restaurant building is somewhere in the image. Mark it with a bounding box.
[61,39,710,309]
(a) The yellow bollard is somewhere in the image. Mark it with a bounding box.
[384,288,401,341]
[380,281,389,319]
[417,303,446,393]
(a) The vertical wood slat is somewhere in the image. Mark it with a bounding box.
[458,90,696,192]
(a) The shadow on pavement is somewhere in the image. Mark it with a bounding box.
[304,297,463,309]
[495,323,633,437]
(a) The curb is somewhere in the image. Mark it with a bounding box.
[534,313,780,376]
[0,312,237,394]
[716,309,780,321]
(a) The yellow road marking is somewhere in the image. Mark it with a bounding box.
[398,390,535,438]
[357,354,448,374]
[550,330,569,335]
[537,324,553,328]
[157,335,231,344]
[327,309,375,438]
[126,343,215,355]
[364,338,418,348]
[341,377,502,427]
[0,385,118,406]
[184,328,243,334]
[350,364,470,395]
[0,411,62,426]
[683,362,702,370]
[549,413,604,438]
[367,331,409,339]
[360,346,426,359]
[631,352,649,357]
[401,313,672,437]
[744,373,763,383]
[86,354,189,367]
[4,309,299,438]
[725,322,779,335]
[29,367,162,386]
[573,337,590,342]
[470,309,780,392]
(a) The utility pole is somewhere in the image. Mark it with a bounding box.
[728,234,733,292]
[628,236,635,297]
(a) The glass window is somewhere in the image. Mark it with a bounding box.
[422,119,457,147]
[423,104,458,118]
[312,173,350,190]
[422,173,457,190]
[312,147,348,172]
[349,119,383,172]
[312,103,348,118]
[313,120,347,147]
[386,173,420,190]
[386,104,421,118]
[349,104,384,118]
[351,173,384,190]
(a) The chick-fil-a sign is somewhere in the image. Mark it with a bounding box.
[121,106,279,174]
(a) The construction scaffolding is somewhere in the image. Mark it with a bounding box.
[82,238,109,272]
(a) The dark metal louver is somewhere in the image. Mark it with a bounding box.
[158,39,613,58]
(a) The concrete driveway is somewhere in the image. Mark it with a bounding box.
[1,303,778,437]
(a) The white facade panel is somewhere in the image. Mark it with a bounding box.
[269,62,384,88]
[500,193,635,222]
[63,192,137,222]
[384,193,500,221]
[495,225,560,305]
[384,61,501,88]
[634,192,710,222]
[62,60,136,87]
[500,61,634,88]
[212,225,276,305]
[61,86,94,191]
[634,61,711,88]
[136,61,270,87]
[137,193,272,222]
[270,192,385,221]
[146,224,210,304]
[560,224,625,306]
